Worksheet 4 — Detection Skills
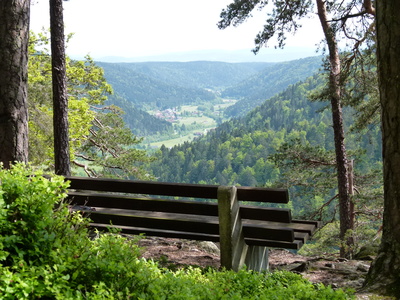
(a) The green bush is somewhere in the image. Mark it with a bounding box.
[0,163,148,298]
[0,163,81,267]
[0,164,354,299]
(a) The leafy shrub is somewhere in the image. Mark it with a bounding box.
[0,164,148,298]
[0,163,82,267]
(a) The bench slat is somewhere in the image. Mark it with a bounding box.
[68,192,219,216]
[292,219,322,229]
[88,212,220,236]
[91,224,222,242]
[66,176,219,199]
[245,238,303,249]
[294,232,311,244]
[66,176,289,203]
[236,186,289,203]
[240,205,291,223]
[243,219,318,235]
[242,224,294,242]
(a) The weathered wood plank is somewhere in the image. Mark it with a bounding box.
[217,186,248,271]
[68,192,219,216]
[240,205,291,223]
[294,232,311,244]
[236,186,289,203]
[91,224,221,242]
[243,219,318,235]
[66,176,219,199]
[244,237,303,249]
[242,224,294,242]
[292,219,322,230]
[87,212,220,236]
[66,176,289,203]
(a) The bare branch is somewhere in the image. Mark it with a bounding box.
[72,160,97,177]
[75,153,95,162]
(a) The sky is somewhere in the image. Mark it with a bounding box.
[30,0,324,62]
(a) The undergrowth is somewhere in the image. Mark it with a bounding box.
[0,163,354,299]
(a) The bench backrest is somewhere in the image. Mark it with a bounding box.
[66,176,289,203]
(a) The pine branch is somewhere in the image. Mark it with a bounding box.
[310,194,339,220]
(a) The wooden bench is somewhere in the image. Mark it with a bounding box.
[66,176,320,272]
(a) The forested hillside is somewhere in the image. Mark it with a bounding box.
[109,61,270,90]
[98,63,216,109]
[149,74,327,184]
[222,56,323,117]
[148,73,382,214]
[107,93,173,136]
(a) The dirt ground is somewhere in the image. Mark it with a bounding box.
[138,236,390,299]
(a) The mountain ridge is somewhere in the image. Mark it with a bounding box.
[94,48,319,63]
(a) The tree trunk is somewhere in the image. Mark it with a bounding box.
[0,0,30,168]
[363,0,400,296]
[316,0,353,258]
[50,0,70,176]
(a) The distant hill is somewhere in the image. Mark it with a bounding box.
[112,61,271,90]
[222,56,323,117]
[98,62,215,110]
[95,48,319,63]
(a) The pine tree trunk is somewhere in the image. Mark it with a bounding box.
[316,0,353,258]
[363,0,400,296]
[0,0,30,167]
[50,0,70,175]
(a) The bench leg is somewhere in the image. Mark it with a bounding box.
[218,186,248,271]
[245,246,269,272]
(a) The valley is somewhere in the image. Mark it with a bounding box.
[145,99,237,149]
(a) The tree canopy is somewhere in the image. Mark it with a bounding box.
[28,32,154,179]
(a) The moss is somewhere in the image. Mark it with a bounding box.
[354,245,379,260]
